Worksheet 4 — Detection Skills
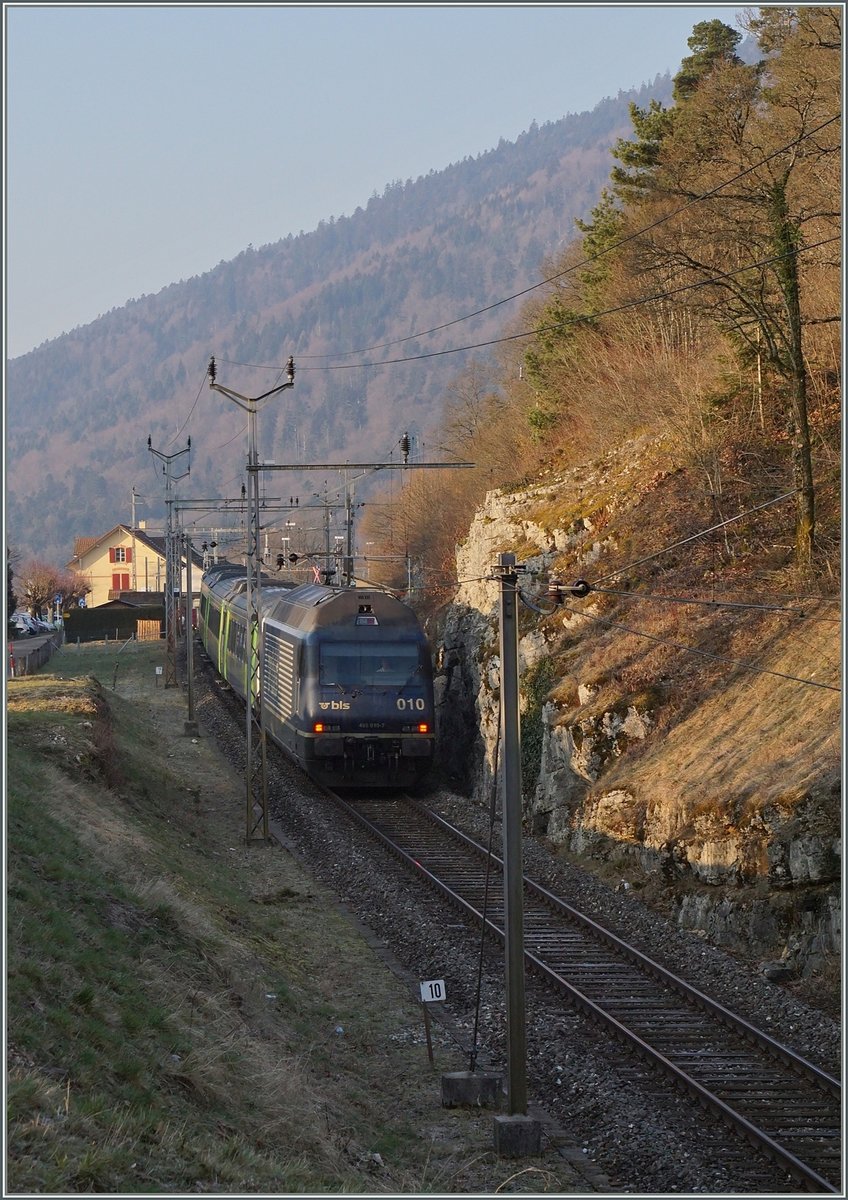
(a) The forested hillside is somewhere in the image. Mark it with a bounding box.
[416,9,840,985]
[365,9,840,597]
[6,78,672,566]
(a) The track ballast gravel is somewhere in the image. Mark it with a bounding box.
[194,661,841,1195]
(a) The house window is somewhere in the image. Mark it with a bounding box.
[112,573,130,591]
[109,547,133,563]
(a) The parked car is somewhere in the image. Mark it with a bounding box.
[12,612,49,637]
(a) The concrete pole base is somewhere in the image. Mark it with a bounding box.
[441,1071,503,1108]
[492,1113,542,1158]
[183,720,199,736]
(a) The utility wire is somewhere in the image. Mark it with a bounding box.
[167,368,209,448]
[588,586,843,623]
[233,235,839,375]
[215,117,839,372]
[169,356,293,454]
[549,600,840,693]
[589,489,799,585]
[390,478,840,599]
[224,114,841,366]
[211,422,249,452]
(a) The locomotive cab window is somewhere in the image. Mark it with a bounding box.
[319,642,421,688]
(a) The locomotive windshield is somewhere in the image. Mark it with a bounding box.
[319,641,421,689]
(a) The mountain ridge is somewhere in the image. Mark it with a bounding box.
[7,76,673,566]
[10,75,672,360]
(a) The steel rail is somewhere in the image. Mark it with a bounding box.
[330,792,840,1194]
[418,799,840,1096]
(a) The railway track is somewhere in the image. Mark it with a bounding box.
[194,646,840,1191]
[332,792,842,1194]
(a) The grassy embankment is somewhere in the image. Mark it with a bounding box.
[6,641,577,1195]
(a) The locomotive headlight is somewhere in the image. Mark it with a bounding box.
[418,723,430,734]
[314,722,325,733]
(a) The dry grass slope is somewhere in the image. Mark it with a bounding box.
[6,642,587,1195]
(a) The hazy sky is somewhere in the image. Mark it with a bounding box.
[5,2,743,359]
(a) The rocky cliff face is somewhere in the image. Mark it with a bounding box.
[432,438,841,980]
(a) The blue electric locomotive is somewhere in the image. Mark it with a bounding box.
[198,564,435,788]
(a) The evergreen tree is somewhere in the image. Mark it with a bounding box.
[672,19,744,101]
[609,99,677,205]
[613,10,840,565]
[573,187,627,310]
[608,20,743,206]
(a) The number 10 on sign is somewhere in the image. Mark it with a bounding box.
[420,978,446,1002]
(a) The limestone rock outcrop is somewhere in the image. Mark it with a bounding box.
[432,439,841,974]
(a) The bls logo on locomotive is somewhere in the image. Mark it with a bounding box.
[319,700,351,711]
